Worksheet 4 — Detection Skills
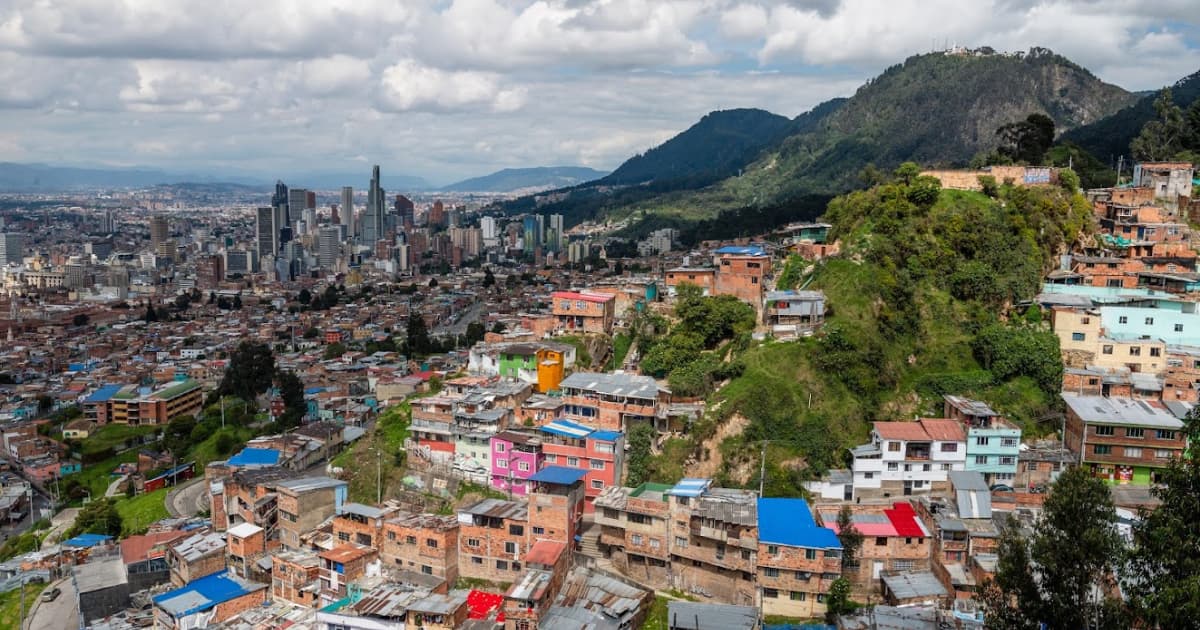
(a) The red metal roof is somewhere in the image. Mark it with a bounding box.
[918,419,966,442]
[884,502,926,538]
[873,422,930,441]
[524,540,566,566]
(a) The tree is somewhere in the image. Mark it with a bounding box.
[214,430,238,456]
[1123,407,1200,627]
[72,313,90,327]
[996,113,1056,164]
[143,304,158,322]
[428,277,438,288]
[1132,89,1187,161]
[323,342,347,360]
[70,499,122,538]
[482,268,495,288]
[302,327,319,339]
[163,414,197,456]
[216,340,275,402]
[297,288,312,305]
[835,505,863,572]
[983,466,1125,629]
[491,321,507,335]
[232,294,242,310]
[893,161,921,184]
[275,369,306,428]
[406,311,431,357]
[465,322,486,345]
[824,577,855,622]
[624,423,656,487]
[173,293,191,311]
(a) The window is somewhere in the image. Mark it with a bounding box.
[467,538,480,548]
[495,458,509,470]
[532,526,545,535]
[767,545,779,555]
[1151,347,1161,357]
[387,531,396,541]
[1095,426,1114,436]
[594,442,614,454]
[817,594,827,603]
[496,560,508,570]
[1145,317,1155,325]
[1119,316,1128,324]
[356,533,372,546]
[650,539,661,550]
[887,462,898,472]
[1158,430,1177,440]
[875,537,887,547]
[1094,445,1112,455]
[940,443,957,452]
[590,459,605,470]
[1130,346,1141,356]
[1155,449,1173,459]
[544,454,556,463]
[887,441,901,452]
[922,464,931,471]
[471,556,483,565]
[975,455,988,465]
[567,457,579,467]
[629,513,651,525]
[791,591,807,601]
[1126,428,1144,438]
[337,532,350,541]
[591,479,604,489]
[1001,438,1018,447]
[675,537,688,548]
[763,588,779,599]
[805,549,817,560]
[505,541,517,554]
[863,472,874,479]
[509,525,524,536]
[518,461,530,472]
[903,464,912,472]
[1176,324,1184,332]
[764,567,780,577]
[976,436,990,446]
[1102,345,1113,355]
[1026,462,1039,471]
[1125,447,1143,458]
[942,464,952,471]
[426,538,438,548]
[1000,456,1015,465]
[1072,332,1086,341]
[421,565,433,575]
[495,443,506,453]
[406,536,417,545]
[893,559,916,571]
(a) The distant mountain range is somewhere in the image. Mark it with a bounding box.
[493,47,1146,235]
[0,163,432,193]
[440,166,608,193]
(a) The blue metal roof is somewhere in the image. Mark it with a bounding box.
[757,498,842,549]
[62,533,112,548]
[668,478,711,497]
[226,448,281,467]
[714,245,766,256]
[540,419,594,439]
[589,430,622,442]
[84,384,123,404]
[153,570,259,617]
[528,466,588,485]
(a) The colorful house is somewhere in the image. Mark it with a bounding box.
[490,430,544,497]
[538,419,623,511]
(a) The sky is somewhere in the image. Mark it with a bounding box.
[1,0,1198,186]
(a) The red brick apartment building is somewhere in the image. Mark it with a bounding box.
[381,513,460,589]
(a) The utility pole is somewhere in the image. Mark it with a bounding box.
[220,397,226,429]
[758,440,768,497]
[376,448,382,505]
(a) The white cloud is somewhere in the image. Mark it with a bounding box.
[720,3,769,40]
[378,59,528,113]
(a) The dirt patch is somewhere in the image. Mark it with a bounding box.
[689,412,750,479]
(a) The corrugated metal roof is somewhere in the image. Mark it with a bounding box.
[666,601,759,630]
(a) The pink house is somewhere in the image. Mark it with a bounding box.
[490,430,543,497]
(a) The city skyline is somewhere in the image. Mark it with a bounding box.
[0,1,1198,184]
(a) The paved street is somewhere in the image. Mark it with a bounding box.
[23,577,77,630]
[39,508,79,551]
[434,301,484,337]
[165,478,207,518]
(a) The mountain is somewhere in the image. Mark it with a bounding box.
[597,108,798,188]
[440,166,608,193]
[1061,69,1200,161]
[286,171,431,192]
[0,162,263,191]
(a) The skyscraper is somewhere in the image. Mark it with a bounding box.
[547,214,564,254]
[149,215,168,247]
[255,206,278,262]
[480,216,497,240]
[522,216,540,254]
[272,180,289,217]
[287,188,309,223]
[318,226,341,270]
[429,200,446,229]
[0,232,23,265]
[363,165,386,246]
[340,187,355,238]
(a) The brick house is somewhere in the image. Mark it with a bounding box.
[318,544,379,607]
[490,430,544,497]
[332,503,396,549]
[381,513,460,589]
[550,291,616,334]
[757,498,843,620]
[270,549,322,608]
[594,483,673,587]
[1062,393,1186,485]
[167,531,226,587]
[457,498,531,583]
[538,419,624,511]
[275,476,348,550]
[153,570,268,629]
[559,372,668,432]
[712,246,771,306]
[817,501,932,589]
[666,478,758,606]
[526,466,587,547]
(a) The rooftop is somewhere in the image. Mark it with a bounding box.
[74,557,127,594]
[559,371,662,400]
[881,570,948,601]
[757,498,841,549]
[226,447,281,468]
[153,570,266,617]
[666,601,759,630]
[528,465,588,486]
[458,497,528,521]
[1061,394,1184,429]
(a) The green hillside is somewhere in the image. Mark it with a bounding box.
[1062,69,1200,161]
[642,167,1092,496]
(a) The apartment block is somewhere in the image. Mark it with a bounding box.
[850,419,967,499]
[943,396,1021,485]
[270,549,321,608]
[550,290,616,333]
[457,498,531,583]
[559,371,668,432]
[82,379,204,426]
[1062,393,1186,484]
[275,476,348,550]
[527,466,587,546]
[318,544,378,606]
[490,430,543,497]
[381,513,460,588]
[538,419,624,510]
[594,483,673,587]
[756,498,843,620]
[333,503,395,549]
[667,478,758,606]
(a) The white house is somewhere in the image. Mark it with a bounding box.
[850,419,967,499]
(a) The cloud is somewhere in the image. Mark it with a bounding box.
[377,59,528,113]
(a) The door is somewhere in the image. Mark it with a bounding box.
[903,480,913,496]
[872,561,884,580]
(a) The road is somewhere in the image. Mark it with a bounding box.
[23,576,77,630]
[165,478,207,518]
[434,301,484,337]
[104,474,129,498]
[39,508,79,551]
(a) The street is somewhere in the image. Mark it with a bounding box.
[434,300,484,337]
[165,478,207,518]
[23,576,77,630]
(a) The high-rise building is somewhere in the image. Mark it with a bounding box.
[288,188,309,223]
[363,165,386,247]
[273,181,289,217]
[100,209,115,234]
[306,190,316,210]
[149,216,168,247]
[429,200,446,229]
[255,206,278,262]
[224,249,255,275]
[318,227,341,270]
[302,208,318,235]
[340,187,355,238]
[196,255,224,289]
[394,195,415,230]
[547,214,564,253]
[0,232,23,265]
[522,216,541,254]
[480,216,498,240]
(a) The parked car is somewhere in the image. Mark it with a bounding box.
[41,587,61,602]
[990,484,1014,493]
